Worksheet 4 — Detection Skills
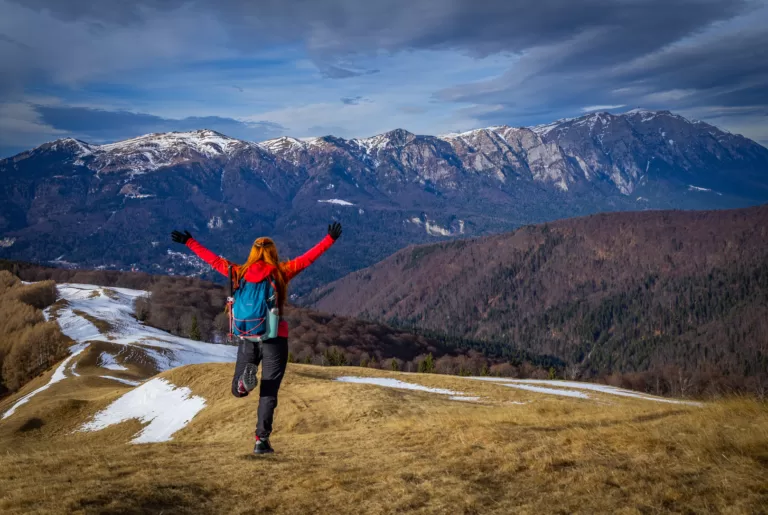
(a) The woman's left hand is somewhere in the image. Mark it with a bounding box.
[171,230,192,244]
[328,222,342,240]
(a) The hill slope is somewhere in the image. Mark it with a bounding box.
[1,284,766,513]
[2,109,767,294]
[1,364,766,513]
[306,205,768,391]
[0,267,562,375]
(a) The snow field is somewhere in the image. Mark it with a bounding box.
[2,283,236,426]
[52,284,237,370]
[80,378,206,443]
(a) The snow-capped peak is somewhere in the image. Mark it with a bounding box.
[624,108,664,123]
[258,136,308,153]
[98,129,242,158]
[440,127,505,141]
[353,129,416,153]
[32,137,95,157]
[60,129,254,174]
[531,117,577,136]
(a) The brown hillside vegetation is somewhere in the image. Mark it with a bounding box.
[0,271,70,396]
[0,261,559,376]
[307,206,768,395]
[0,363,766,514]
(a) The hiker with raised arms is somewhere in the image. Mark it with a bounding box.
[170,222,342,454]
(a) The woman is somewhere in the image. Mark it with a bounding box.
[170,222,342,454]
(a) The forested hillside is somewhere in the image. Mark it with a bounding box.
[306,206,768,395]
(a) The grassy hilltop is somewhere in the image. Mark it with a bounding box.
[1,361,767,514]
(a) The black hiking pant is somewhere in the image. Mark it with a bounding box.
[231,337,289,440]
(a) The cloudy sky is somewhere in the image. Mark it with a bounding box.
[1,0,766,157]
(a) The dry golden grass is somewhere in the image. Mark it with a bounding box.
[0,363,766,514]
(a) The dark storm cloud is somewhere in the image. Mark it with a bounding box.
[9,0,748,56]
[5,0,757,98]
[340,96,371,105]
[34,106,286,143]
[8,0,189,23]
[3,0,766,142]
[320,65,379,79]
[340,96,362,105]
[614,26,768,106]
[0,32,29,49]
[429,1,767,128]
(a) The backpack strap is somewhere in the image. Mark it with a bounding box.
[226,265,235,344]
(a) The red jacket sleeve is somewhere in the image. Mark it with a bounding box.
[281,235,335,282]
[186,238,235,277]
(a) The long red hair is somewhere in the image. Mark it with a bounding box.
[237,237,287,315]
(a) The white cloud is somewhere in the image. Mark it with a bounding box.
[0,102,66,147]
[580,104,626,112]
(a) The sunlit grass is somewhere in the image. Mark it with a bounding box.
[0,363,766,514]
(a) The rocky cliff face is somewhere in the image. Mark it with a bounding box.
[1,111,767,293]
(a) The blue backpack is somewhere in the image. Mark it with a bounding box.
[228,267,279,342]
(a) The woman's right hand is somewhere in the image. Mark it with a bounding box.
[328,222,342,240]
[171,230,192,244]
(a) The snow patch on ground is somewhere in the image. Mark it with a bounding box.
[100,376,142,386]
[207,216,224,229]
[425,221,452,236]
[2,343,90,419]
[336,376,473,401]
[506,379,702,406]
[409,217,453,236]
[688,185,712,192]
[318,199,355,206]
[99,352,128,371]
[498,383,590,399]
[467,377,702,406]
[80,378,206,443]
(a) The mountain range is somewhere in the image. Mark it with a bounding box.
[1,109,767,294]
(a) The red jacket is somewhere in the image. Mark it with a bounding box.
[186,235,335,337]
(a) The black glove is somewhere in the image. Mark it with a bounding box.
[328,222,342,241]
[171,230,192,244]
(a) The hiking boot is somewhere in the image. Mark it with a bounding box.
[254,437,274,455]
[239,363,258,394]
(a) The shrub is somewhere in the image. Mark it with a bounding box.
[0,270,20,293]
[5,281,57,310]
[0,274,69,393]
[2,322,70,391]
